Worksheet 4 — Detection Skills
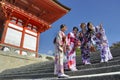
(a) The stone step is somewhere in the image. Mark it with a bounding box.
[0,47,120,80]
[1,56,120,76]
[76,55,120,66]
[15,56,120,71]
[77,58,120,70]
[0,63,120,79]
[66,65,120,76]
[0,72,56,79]
[1,72,119,80]
[41,71,120,80]
[111,48,120,56]
[75,47,120,64]
[76,48,120,64]
[11,47,119,71]
[1,51,118,75]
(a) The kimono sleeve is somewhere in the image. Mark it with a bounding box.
[56,31,63,46]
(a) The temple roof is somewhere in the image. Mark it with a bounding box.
[0,0,70,33]
[4,0,71,25]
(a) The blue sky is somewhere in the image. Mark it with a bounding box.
[39,0,120,55]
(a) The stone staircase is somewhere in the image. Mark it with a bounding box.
[0,47,120,80]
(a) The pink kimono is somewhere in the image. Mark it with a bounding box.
[64,32,78,71]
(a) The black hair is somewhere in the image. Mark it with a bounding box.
[60,24,66,29]
[87,22,92,28]
[80,23,86,28]
[87,22,92,31]
[73,26,79,31]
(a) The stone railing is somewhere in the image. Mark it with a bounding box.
[0,44,54,61]
[0,44,36,57]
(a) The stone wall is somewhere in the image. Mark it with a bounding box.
[0,50,54,73]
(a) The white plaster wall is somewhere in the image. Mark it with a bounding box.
[5,28,22,46]
[23,34,37,51]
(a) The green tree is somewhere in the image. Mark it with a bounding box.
[111,41,120,49]
[76,47,81,56]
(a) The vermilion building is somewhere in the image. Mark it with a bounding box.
[0,0,70,57]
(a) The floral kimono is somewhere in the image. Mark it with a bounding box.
[79,30,94,64]
[64,32,78,71]
[54,30,67,76]
[95,27,113,62]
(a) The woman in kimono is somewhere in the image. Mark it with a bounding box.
[79,22,95,65]
[54,24,69,78]
[95,24,113,62]
[64,27,79,71]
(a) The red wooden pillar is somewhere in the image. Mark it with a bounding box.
[1,20,9,44]
[35,32,40,58]
[19,25,25,55]
[19,19,29,55]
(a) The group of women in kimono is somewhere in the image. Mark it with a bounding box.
[53,22,113,78]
